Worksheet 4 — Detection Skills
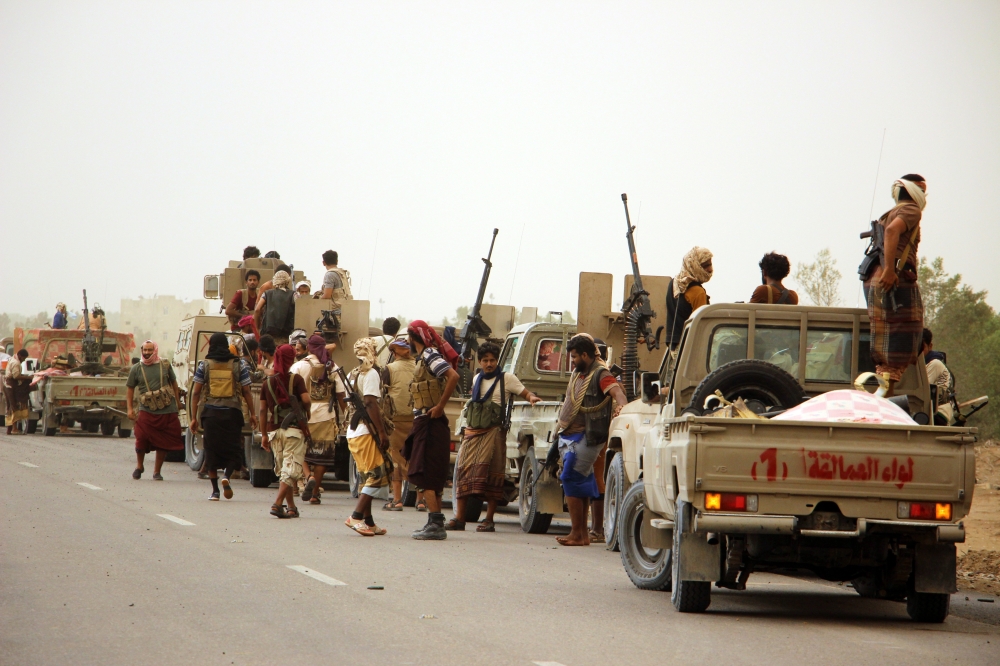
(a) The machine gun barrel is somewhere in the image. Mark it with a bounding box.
[622,194,647,296]
[459,228,499,360]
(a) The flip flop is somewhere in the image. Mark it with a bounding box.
[382,501,403,511]
[476,520,496,533]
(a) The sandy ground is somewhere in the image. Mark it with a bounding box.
[959,440,1000,596]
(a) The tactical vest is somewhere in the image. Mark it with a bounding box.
[764,285,791,305]
[265,374,297,428]
[203,359,242,410]
[305,357,331,403]
[410,359,444,411]
[261,287,295,337]
[463,373,505,430]
[665,278,702,349]
[581,369,612,446]
[386,358,416,415]
[328,266,353,304]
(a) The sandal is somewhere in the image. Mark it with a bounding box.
[589,529,605,543]
[285,506,299,518]
[416,500,428,512]
[444,519,466,531]
[270,503,287,518]
[476,520,496,533]
[301,478,316,502]
[382,501,403,511]
[309,496,321,505]
[345,517,374,536]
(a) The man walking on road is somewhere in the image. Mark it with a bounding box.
[126,341,184,480]
[297,335,347,506]
[344,338,392,536]
[260,344,311,518]
[4,349,30,434]
[404,320,460,540]
[552,335,627,547]
[189,333,257,500]
[381,337,419,511]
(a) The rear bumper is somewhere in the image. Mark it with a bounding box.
[692,511,965,543]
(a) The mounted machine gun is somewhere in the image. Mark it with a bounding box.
[620,193,663,401]
[457,228,499,393]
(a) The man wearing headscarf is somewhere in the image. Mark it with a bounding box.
[126,341,183,480]
[664,247,714,350]
[341,338,392,535]
[296,335,347,505]
[52,303,68,330]
[403,320,460,540]
[189,333,257,500]
[4,349,31,434]
[254,269,296,345]
[862,174,927,396]
[260,344,311,518]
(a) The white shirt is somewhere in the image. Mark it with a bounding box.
[472,372,525,406]
[346,367,382,438]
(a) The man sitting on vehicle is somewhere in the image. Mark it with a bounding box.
[254,270,296,346]
[238,245,261,268]
[226,269,261,331]
[750,252,798,305]
[921,328,954,425]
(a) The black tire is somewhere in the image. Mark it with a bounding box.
[118,428,131,438]
[100,421,115,437]
[906,591,950,623]
[518,450,553,534]
[84,422,99,433]
[348,455,360,498]
[400,479,417,507]
[670,500,711,613]
[185,428,206,471]
[452,452,484,522]
[25,419,38,434]
[689,359,804,415]
[619,480,672,590]
[249,464,275,488]
[604,452,625,552]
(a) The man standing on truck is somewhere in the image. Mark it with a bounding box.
[189,333,257,500]
[320,250,351,315]
[254,270,295,346]
[552,335,627,547]
[863,175,927,396]
[226,269,261,332]
[446,342,540,532]
[404,320,460,540]
[52,303,68,329]
[665,247,714,350]
[4,349,30,435]
[382,337,421,511]
[126,341,184,480]
[750,252,799,304]
[260,344,311,519]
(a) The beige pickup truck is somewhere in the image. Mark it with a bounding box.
[607,302,979,622]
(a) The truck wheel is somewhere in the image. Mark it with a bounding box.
[185,428,206,471]
[452,458,484,523]
[400,479,417,507]
[84,422,99,433]
[906,591,950,623]
[619,480,672,590]
[604,452,625,552]
[349,455,360,498]
[100,422,115,436]
[249,465,275,488]
[518,450,553,534]
[25,419,38,434]
[689,359,805,415]
[118,428,132,438]
[670,500,711,613]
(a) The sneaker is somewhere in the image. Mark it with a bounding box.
[152,473,163,481]
[208,491,220,501]
[301,478,315,502]
[132,468,142,480]
[220,478,233,500]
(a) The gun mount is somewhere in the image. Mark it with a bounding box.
[620,194,663,402]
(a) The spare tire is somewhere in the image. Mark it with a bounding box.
[688,359,804,415]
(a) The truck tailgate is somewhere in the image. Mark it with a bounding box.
[690,418,971,502]
[48,376,128,401]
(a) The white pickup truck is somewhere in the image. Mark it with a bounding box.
[607,302,981,622]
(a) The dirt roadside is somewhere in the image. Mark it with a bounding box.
[958,439,1000,596]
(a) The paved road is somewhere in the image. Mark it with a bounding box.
[2,431,998,666]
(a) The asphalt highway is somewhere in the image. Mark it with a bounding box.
[2,431,998,666]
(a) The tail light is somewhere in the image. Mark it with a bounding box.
[898,501,952,521]
[450,441,456,453]
[705,493,757,512]
[59,400,71,406]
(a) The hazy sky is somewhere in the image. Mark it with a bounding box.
[2,1,998,322]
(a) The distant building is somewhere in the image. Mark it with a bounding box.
[120,295,211,355]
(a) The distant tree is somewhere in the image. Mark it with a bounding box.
[0,313,11,338]
[918,257,962,327]
[795,249,842,307]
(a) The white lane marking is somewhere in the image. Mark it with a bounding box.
[157,514,195,526]
[286,565,347,586]
[18,462,39,468]
[533,662,569,666]
[77,482,103,490]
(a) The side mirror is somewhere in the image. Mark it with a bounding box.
[203,275,220,299]
[640,371,660,404]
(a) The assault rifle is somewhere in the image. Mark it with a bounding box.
[859,222,898,312]
[335,366,392,474]
[620,194,663,401]
[457,228,499,392]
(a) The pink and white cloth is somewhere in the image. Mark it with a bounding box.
[773,389,916,425]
